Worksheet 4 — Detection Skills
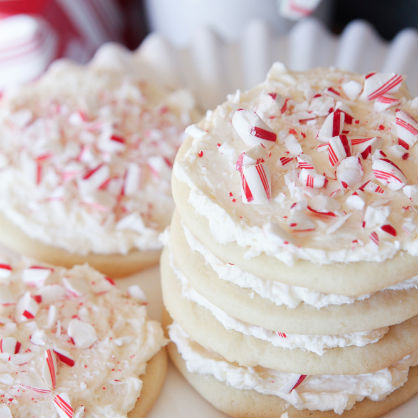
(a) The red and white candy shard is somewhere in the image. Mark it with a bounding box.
[288,211,315,231]
[346,192,365,210]
[395,110,418,149]
[62,277,88,297]
[127,285,147,303]
[360,180,385,194]
[0,263,12,279]
[372,158,406,190]
[123,163,141,196]
[297,154,315,170]
[30,329,47,346]
[0,337,21,354]
[16,292,39,322]
[0,286,15,305]
[318,109,345,142]
[54,347,75,367]
[22,266,52,286]
[43,348,58,389]
[373,95,400,112]
[351,137,378,160]
[328,135,352,167]
[239,163,271,204]
[67,319,97,349]
[337,157,363,189]
[284,134,302,155]
[232,109,276,148]
[361,72,403,101]
[236,144,266,171]
[54,393,74,418]
[299,169,327,189]
[403,185,418,204]
[281,374,308,393]
[342,80,362,100]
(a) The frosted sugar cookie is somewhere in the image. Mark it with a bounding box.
[161,249,417,374]
[172,64,418,295]
[0,53,199,277]
[166,323,418,418]
[169,211,418,335]
[0,254,167,417]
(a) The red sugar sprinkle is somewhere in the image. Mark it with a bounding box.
[268,92,277,100]
[110,134,126,144]
[402,153,409,160]
[290,375,307,392]
[289,128,297,135]
[217,143,221,147]
[277,332,287,338]
[378,124,385,130]
[32,295,42,304]
[197,151,204,158]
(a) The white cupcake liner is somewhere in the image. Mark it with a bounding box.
[130,18,418,109]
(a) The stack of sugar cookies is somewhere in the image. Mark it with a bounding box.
[162,63,418,417]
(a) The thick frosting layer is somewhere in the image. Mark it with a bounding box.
[170,322,417,414]
[0,58,197,255]
[174,64,418,264]
[168,248,387,355]
[0,255,166,418]
[182,223,418,309]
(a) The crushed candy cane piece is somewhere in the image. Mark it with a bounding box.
[44,348,58,389]
[284,134,302,156]
[299,169,327,188]
[403,185,418,204]
[67,319,97,349]
[0,263,12,279]
[0,337,21,354]
[336,156,363,189]
[361,72,403,101]
[328,135,352,166]
[372,158,406,190]
[54,393,74,418]
[318,109,345,142]
[232,109,276,148]
[381,224,397,237]
[239,163,271,204]
[22,266,53,286]
[16,292,39,321]
[54,347,75,367]
[346,193,365,210]
[281,374,308,393]
[395,110,418,149]
[370,231,380,245]
[342,80,362,100]
[351,137,378,159]
[374,95,400,111]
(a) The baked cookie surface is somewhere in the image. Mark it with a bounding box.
[0,51,199,276]
[0,254,167,417]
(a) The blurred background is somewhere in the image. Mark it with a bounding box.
[0,0,417,90]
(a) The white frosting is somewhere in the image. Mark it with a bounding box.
[174,64,418,264]
[0,255,166,418]
[168,248,387,355]
[170,322,417,414]
[182,224,418,309]
[0,58,197,255]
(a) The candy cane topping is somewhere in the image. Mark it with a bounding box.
[361,73,403,101]
[54,393,73,418]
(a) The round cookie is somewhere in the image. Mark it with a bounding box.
[171,63,418,296]
[169,211,418,334]
[161,249,418,375]
[0,255,167,417]
[0,49,199,277]
[167,339,418,418]
[128,349,167,418]
[172,172,418,296]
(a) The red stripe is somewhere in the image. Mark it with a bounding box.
[368,75,403,100]
[332,111,342,137]
[307,206,336,217]
[0,264,12,271]
[340,135,351,157]
[328,146,338,166]
[351,137,373,145]
[398,138,410,150]
[250,126,276,142]
[256,165,270,199]
[242,176,253,202]
[396,118,418,135]
[381,224,397,236]
[290,375,307,392]
[83,163,104,180]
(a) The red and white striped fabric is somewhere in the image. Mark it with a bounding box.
[0,0,124,88]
